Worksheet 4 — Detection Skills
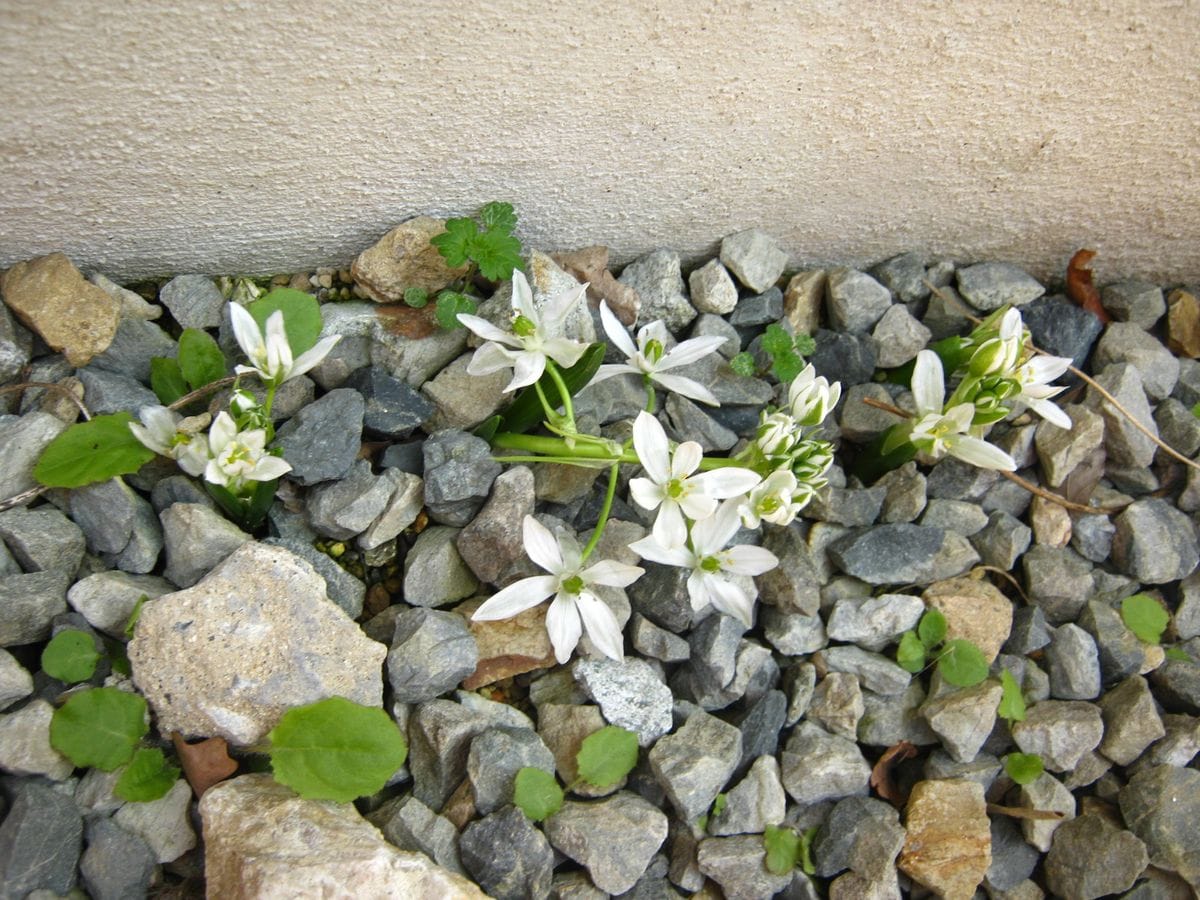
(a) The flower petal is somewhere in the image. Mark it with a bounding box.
[229,303,264,362]
[288,335,341,380]
[628,534,693,567]
[670,441,703,479]
[691,467,762,499]
[575,591,624,661]
[522,515,564,574]
[703,575,755,626]
[632,411,670,484]
[511,270,536,321]
[946,435,1017,471]
[599,301,637,358]
[472,575,558,620]
[581,559,645,588]
[689,498,743,554]
[1025,396,1072,429]
[208,411,238,453]
[458,314,521,346]
[467,341,520,376]
[651,502,690,549]
[1024,354,1072,384]
[542,337,589,370]
[911,350,945,416]
[247,456,292,481]
[721,545,780,576]
[676,491,718,524]
[651,372,719,407]
[589,364,639,385]
[545,593,583,664]
[265,310,292,378]
[628,477,665,512]
[506,352,546,392]
[658,335,728,370]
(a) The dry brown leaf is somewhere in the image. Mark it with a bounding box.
[870,740,918,808]
[172,732,239,798]
[1066,249,1110,324]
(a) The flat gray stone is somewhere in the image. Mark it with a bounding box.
[956,262,1045,310]
[0,776,83,898]
[80,816,158,900]
[827,268,892,334]
[1011,700,1104,772]
[112,778,196,863]
[0,570,69,646]
[1101,280,1166,328]
[422,430,502,527]
[460,805,553,900]
[0,650,33,711]
[1094,321,1180,400]
[467,726,554,816]
[456,466,535,586]
[1045,623,1102,700]
[1119,765,1200,891]
[0,413,66,502]
[1112,498,1200,585]
[90,315,177,383]
[159,274,225,328]
[829,524,979,586]
[403,526,479,608]
[545,793,669,895]
[161,502,251,588]
[575,657,673,747]
[274,388,364,485]
[388,607,478,703]
[826,592,924,653]
[720,229,788,293]
[619,248,695,332]
[1099,675,1165,766]
[1022,544,1094,624]
[872,251,929,304]
[780,722,871,805]
[709,755,786,836]
[307,459,395,540]
[0,506,85,575]
[920,680,1002,763]
[1045,811,1148,899]
[1086,362,1158,467]
[648,709,742,823]
[367,794,464,875]
[697,833,793,900]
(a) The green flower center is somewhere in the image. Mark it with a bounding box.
[561,574,585,595]
[512,315,537,337]
[666,478,686,500]
[644,338,664,363]
[700,555,722,574]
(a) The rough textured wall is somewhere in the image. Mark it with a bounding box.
[1,1,1197,284]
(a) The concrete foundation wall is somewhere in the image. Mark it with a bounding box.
[1,1,1197,284]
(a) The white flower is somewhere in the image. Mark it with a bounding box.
[787,364,841,427]
[629,411,762,548]
[590,302,727,405]
[471,516,643,664]
[739,470,804,528]
[230,303,341,387]
[203,411,292,492]
[630,500,778,626]
[129,405,209,477]
[909,350,1016,471]
[1010,353,1072,428]
[457,270,590,393]
[968,307,1025,377]
[755,411,797,457]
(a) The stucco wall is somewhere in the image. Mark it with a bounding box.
[1,1,1197,285]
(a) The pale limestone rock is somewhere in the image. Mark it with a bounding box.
[0,699,73,780]
[899,779,991,899]
[201,774,485,899]
[351,216,469,302]
[922,577,1013,663]
[113,779,196,863]
[129,542,386,746]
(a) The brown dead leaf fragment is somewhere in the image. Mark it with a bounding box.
[1066,249,1110,324]
[172,732,239,798]
[870,740,918,807]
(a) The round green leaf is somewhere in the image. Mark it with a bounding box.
[763,825,800,876]
[917,608,947,649]
[248,288,322,355]
[997,669,1026,723]
[267,697,407,803]
[34,413,157,488]
[177,328,227,390]
[896,631,927,674]
[512,767,563,821]
[1121,593,1170,645]
[937,639,990,687]
[1003,752,1044,785]
[115,747,181,802]
[41,630,100,683]
[50,687,147,771]
[575,725,638,789]
[150,356,187,404]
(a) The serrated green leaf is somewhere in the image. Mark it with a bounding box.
[267,697,408,802]
[998,669,1026,723]
[763,825,801,875]
[41,630,100,683]
[771,350,803,384]
[434,292,476,330]
[1121,593,1170,645]
[34,413,157,488]
[896,631,927,673]
[917,609,947,650]
[248,288,322,355]
[498,343,606,435]
[430,217,479,268]
[403,286,429,308]
[50,687,147,771]
[729,352,756,377]
[177,328,227,390]
[793,332,816,357]
[115,747,180,802]
[469,229,525,281]
[576,725,638,789]
[150,356,188,404]
[479,201,518,234]
[1003,752,1044,785]
[512,767,563,821]
[761,323,794,356]
[937,639,990,687]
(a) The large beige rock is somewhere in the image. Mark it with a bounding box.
[129,542,386,746]
[352,216,469,302]
[922,576,1013,663]
[201,774,485,899]
[899,779,991,899]
[1,252,119,365]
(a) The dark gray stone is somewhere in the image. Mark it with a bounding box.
[1119,765,1200,891]
[467,726,555,817]
[1101,280,1166,328]
[826,269,892,334]
[1045,811,1148,899]
[1021,295,1104,377]
[808,329,876,386]
[1095,322,1179,401]
[663,393,737,452]
[971,510,1032,570]
[986,814,1040,892]
[1149,655,1200,715]
[1078,600,1145,684]
[1011,700,1104,772]
[306,459,394,540]
[687,614,746,698]
[273,388,364,485]
[806,485,885,527]
[422,430,501,527]
[919,498,988,536]
[0,777,83,898]
[1071,514,1115,563]
[956,262,1044,310]
[80,816,157,900]
[859,682,938,747]
[1099,675,1165,766]
[1087,362,1158,467]
[160,502,249,588]
[628,562,696,632]
[761,606,826,656]
[407,699,494,809]
[871,251,929,305]
[1045,623,1102,700]
[828,524,979,586]
[728,287,783,328]
[344,365,433,437]
[387,607,478,704]
[758,526,821,616]
[1112,499,1200,585]
[460,805,554,900]
[0,507,85,575]
[924,456,1000,502]
[0,305,32,386]
[90,315,177,383]
[367,794,463,874]
[697,834,792,900]
[876,462,926,523]
[77,366,160,415]
[630,614,690,663]
[649,709,742,823]
[812,796,904,880]
[619,249,695,332]
[816,645,911,696]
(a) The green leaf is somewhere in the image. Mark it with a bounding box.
[763,825,800,876]
[711,792,727,819]
[1003,752,1044,785]
[1192,401,1200,419]
[205,478,277,531]
[1165,646,1191,662]
[435,292,477,330]
[498,343,606,435]
[937,639,990,687]
[469,228,525,282]
[512,767,563,821]
[248,288,323,355]
[479,201,518,233]
[34,413,157,488]
[124,595,149,639]
[150,356,188,404]
[1121,593,1170,645]
[41,630,100,683]
[50,687,147,771]
[430,217,479,268]
[729,352,756,377]
[575,725,638,789]
[115,747,180,802]
[793,332,816,357]
[896,631,927,673]
[267,696,408,802]
[771,350,803,385]
[798,826,817,876]
[473,415,502,443]
[177,328,227,390]
[998,669,1026,723]
[917,609,947,650]
[762,323,794,356]
[403,286,429,308]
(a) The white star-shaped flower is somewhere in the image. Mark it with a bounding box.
[909,350,1016,471]
[230,303,340,387]
[203,411,292,493]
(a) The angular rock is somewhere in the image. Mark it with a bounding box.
[1119,765,1200,891]
[809,672,864,741]
[1094,321,1180,400]
[0,699,73,780]
[720,229,788,293]
[403,526,479,608]
[1021,544,1094,624]
[1011,700,1104,771]
[859,681,939,747]
[0,649,33,710]
[809,328,877,386]
[274,388,364,485]
[1034,404,1105,488]
[1099,675,1166,765]
[1078,599,1145,684]
[456,596,556,690]
[1045,623,1102,700]
[816,645,912,695]
[77,365,159,415]
[956,261,1044,310]
[367,794,464,875]
[352,216,470,302]
[262,535,366,618]
[422,353,510,431]
[467,726,554,816]
[80,816,158,900]
[986,814,1040,893]
[159,274,225,329]
[619,248,695,332]
[536,703,617,799]
[575,657,673,746]
[0,304,32,385]
[130,542,386,746]
[422,430,502,527]
[829,524,979,586]
[1086,362,1158,467]
[920,498,989,536]
[0,570,69,646]
[898,779,991,899]
[160,502,251,588]
[1168,287,1200,358]
[0,506,85,575]
[202,774,482,898]
[545,793,669,894]
[697,833,793,900]
[0,412,67,501]
[459,805,554,900]
[0,776,83,897]
[922,576,1013,663]
[1017,771,1075,852]
[1045,811,1148,900]
[688,259,739,315]
[780,722,871,805]
[113,778,196,863]
[813,795,905,880]
[456,466,535,586]
[826,592,924,653]
[408,699,495,809]
[921,680,1003,763]
[826,268,892,334]
[1112,499,1200,585]
[709,755,786,836]
[1102,280,1166,328]
[388,607,478,703]
[783,269,826,336]
[872,251,929,304]
[344,365,433,437]
[648,709,742,823]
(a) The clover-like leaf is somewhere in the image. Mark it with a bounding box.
[403,286,429,308]
[512,767,563,821]
[771,350,804,385]
[50,687,147,771]
[479,201,518,234]
[1121,593,1170,645]
[115,747,181,802]
[937,639,990,687]
[763,825,801,875]
[729,352,756,377]
[41,630,100,683]
[917,608,947,650]
[150,356,188,404]
[470,228,525,281]
[435,292,477,330]
[177,328,227,390]
[267,697,407,803]
[793,332,817,357]
[430,217,479,268]
[896,630,927,674]
[34,413,157,488]
[998,669,1026,723]
[575,725,638,789]
[248,288,323,355]
[762,324,794,356]
[1003,752,1044,785]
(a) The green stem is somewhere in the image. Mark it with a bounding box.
[533,380,557,425]
[544,360,575,430]
[643,376,656,414]
[580,463,619,562]
[492,432,633,463]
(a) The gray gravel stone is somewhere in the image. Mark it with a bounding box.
[870,302,930,367]
[80,816,158,900]
[387,607,478,703]
[956,261,1044,310]
[456,466,535,586]
[0,650,32,711]
[77,365,160,415]
[780,722,871,805]
[0,304,32,385]
[1078,599,1145,683]
[826,268,892,334]
[1071,514,1115,563]
[828,524,979,586]
[709,755,786,836]
[422,353,510,431]
[697,833,793,900]
[403,525,479,608]
[1112,498,1199,585]
[575,657,673,746]
[627,562,694,632]
[761,606,826,656]
[1119,765,1200,891]
[806,484,885,527]
[0,776,83,898]
[619,248,695,332]
[925,455,1000,501]
[1017,771,1075,852]
[808,329,877,386]
[69,477,145,556]
[274,387,364,485]
[0,699,73,780]
[920,679,1002,763]
[826,592,923,652]
[758,525,822,616]
[160,502,250,588]
[1034,404,1105,488]
[460,805,554,900]
[720,229,788,294]
[1098,675,1165,766]
[1179,571,1200,641]
[688,259,739,315]
[89,314,177,383]
[262,536,365,617]
[872,251,929,305]
[1087,362,1158,467]
[812,795,904,880]
[367,794,464,875]
[729,287,784,328]
[160,274,225,328]
[986,814,1041,892]
[408,699,495,809]
[816,645,912,696]
[1147,713,1200,767]
[876,462,927,523]
[1011,700,1104,771]
[859,681,939,747]
[630,613,690,663]
[664,392,737,452]
[422,430,502,527]
[1095,321,1179,400]
[467,726,555,817]
[306,459,393,540]
[1022,544,1094,624]
[0,413,67,501]
[1045,811,1148,900]
[1045,623,1102,700]
[0,570,69,646]
[358,470,422,551]
[0,506,85,575]
[808,672,864,741]
[1155,397,1200,458]
[971,510,1032,570]
[343,365,433,437]
[919,498,988,536]
[648,709,741,823]
[545,793,669,895]
[1101,280,1166,328]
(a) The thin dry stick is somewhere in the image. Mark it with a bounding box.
[972,565,1031,605]
[987,803,1066,822]
[167,375,239,411]
[0,381,92,421]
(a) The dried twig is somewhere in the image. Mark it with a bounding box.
[987,803,1067,822]
[0,485,47,514]
[167,375,240,411]
[971,565,1030,605]
[999,469,1128,515]
[0,381,91,421]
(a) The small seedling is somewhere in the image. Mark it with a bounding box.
[50,687,149,772]
[731,325,816,382]
[763,824,817,876]
[1002,752,1044,785]
[428,201,524,330]
[997,669,1026,723]
[896,609,990,687]
[41,630,100,683]
[513,724,640,821]
[1120,593,1170,645]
